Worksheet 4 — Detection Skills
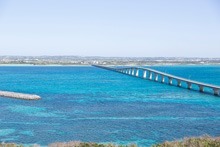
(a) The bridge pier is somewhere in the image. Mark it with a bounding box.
[155,74,158,81]
[136,69,139,77]
[125,69,128,74]
[187,82,192,89]
[161,76,165,83]
[132,69,135,76]
[177,80,181,87]
[199,85,204,92]
[149,72,152,80]
[143,70,147,78]
[168,77,172,85]
[213,88,219,96]
[128,69,131,75]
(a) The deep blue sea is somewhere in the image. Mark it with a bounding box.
[0,65,220,146]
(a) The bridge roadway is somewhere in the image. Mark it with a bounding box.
[92,65,220,96]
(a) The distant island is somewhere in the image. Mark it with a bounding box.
[0,56,220,65]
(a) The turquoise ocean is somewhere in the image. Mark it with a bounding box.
[0,65,220,146]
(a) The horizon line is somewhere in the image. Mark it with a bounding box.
[0,55,219,59]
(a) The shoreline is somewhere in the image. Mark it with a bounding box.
[0,64,92,67]
[0,63,220,67]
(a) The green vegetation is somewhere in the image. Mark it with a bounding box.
[0,143,24,147]
[0,142,136,147]
[153,136,220,147]
[1,136,220,147]
[49,141,137,147]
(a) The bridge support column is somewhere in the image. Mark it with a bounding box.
[177,80,181,87]
[161,76,165,83]
[149,72,152,80]
[187,82,192,89]
[132,69,135,76]
[213,88,219,96]
[136,69,139,77]
[199,85,204,92]
[143,70,147,78]
[155,74,158,81]
[168,77,172,85]
[128,69,131,75]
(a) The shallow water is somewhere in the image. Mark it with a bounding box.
[0,65,220,146]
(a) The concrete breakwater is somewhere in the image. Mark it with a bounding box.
[0,90,41,100]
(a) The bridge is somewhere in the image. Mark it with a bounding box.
[93,65,220,96]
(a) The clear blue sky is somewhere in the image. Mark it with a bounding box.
[0,0,219,57]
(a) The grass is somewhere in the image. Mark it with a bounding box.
[0,143,40,147]
[1,136,220,147]
[48,142,137,147]
[0,142,136,147]
[153,136,220,147]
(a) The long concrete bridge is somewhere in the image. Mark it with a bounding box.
[93,65,220,96]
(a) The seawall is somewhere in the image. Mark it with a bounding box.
[0,90,41,100]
